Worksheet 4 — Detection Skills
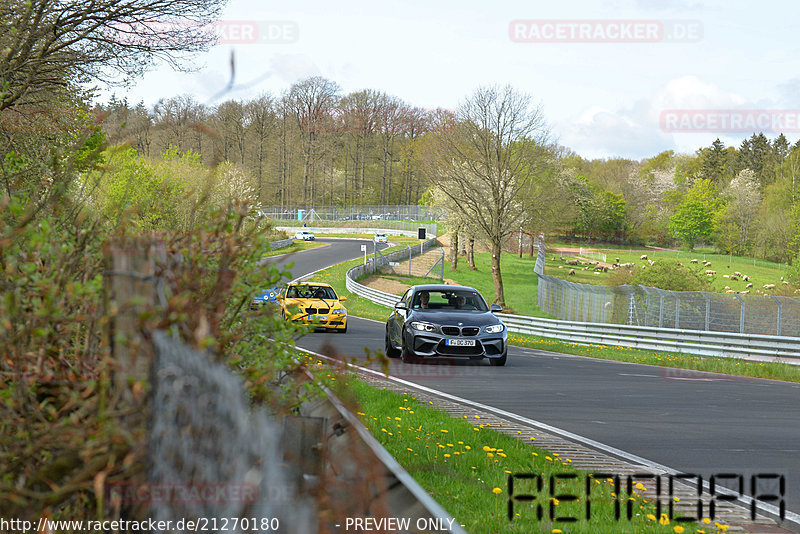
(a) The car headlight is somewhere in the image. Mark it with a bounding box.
[331,308,346,315]
[484,324,505,334]
[410,321,437,332]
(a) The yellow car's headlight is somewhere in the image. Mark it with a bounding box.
[331,307,346,315]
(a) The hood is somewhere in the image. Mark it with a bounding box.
[409,309,501,326]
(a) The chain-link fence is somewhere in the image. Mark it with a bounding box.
[147,330,313,531]
[260,205,444,223]
[535,238,800,336]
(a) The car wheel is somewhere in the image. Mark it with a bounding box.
[340,323,347,333]
[400,334,417,363]
[490,348,507,367]
[385,330,400,358]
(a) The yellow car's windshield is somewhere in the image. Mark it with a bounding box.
[287,285,337,300]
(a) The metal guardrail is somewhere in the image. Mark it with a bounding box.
[269,237,294,250]
[278,226,434,238]
[345,239,439,308]
[344,266,800,363]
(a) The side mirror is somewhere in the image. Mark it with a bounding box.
[394,301,408,310]
[339,296,347,301]
[490,304,502,313]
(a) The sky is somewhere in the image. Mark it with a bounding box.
[100,0,800,160]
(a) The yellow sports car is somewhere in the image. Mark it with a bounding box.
[279,282,348,332]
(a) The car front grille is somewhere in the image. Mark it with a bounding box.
[306,307,329,315]
[441,326,481,336]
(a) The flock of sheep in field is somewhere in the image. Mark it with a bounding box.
[554,253,799,295]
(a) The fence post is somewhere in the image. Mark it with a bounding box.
[407,244,412,277]
[702,293,710,331]
[735,294,745,333]
[771,295,782,336]
[675,293,680,329]
[104,236,166,400]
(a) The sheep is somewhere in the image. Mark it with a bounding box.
[558,265,563,269]
[740,290,750,294]
[783,280,790,285]
[723,274,729,278]
[743,275,750,281]
[690,259,698,264]
[724,286,731,290]
[647,259,655,266]
[730,274,738,281]
[676,261,683,267]
[640,254,648,260]
[615,257,621,263]
[726,290,736,293]
[568,269,576,276]
[734,271,742,277]
[705,270,716,275]
[746,282,753,288]
[583,266,590,270]
[566,258,579,266]
[763,284,776,290]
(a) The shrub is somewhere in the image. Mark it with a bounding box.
[629,262,711,292]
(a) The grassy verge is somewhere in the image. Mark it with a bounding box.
[340,377,705,534]
[508,331,800,383]
[261,239,326,257]
[545,245,793,293]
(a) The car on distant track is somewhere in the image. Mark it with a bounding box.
[250,285,282,310]
[384,284,506,366]
[294,230,316,241]
[279,282,347,332]
[373,232,388,244]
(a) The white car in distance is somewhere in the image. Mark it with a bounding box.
[373,233,388,244]
[294,230,316,241]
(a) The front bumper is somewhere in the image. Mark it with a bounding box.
[290,312,347,330]
[405,328,506,359]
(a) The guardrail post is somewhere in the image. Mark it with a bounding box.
[735,294,745,333]
[702,293,710,331]
[770,295,782,336]
[407,244,412,277]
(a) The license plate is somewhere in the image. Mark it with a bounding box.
[312,315,327,321]
[446,339,475,346]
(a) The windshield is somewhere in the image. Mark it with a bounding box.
[411,290,488,312]
[286,285,337,300]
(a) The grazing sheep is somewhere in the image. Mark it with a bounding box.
[746,282,753,288]
[566,259,579,266]
[743,275,750,281]
[676,261,684,266]
[640,254,649,260]
[568,269,576,276]
[740,290,750,294]
[583,266,590,270]
[647,259,655,266]
[558,265,563,269]
[615,257,620,263]
[783,280,790,285]
[734,271,742,277]
[763,284,776,290]
[781,276,785,281]
[726,290,736,293]
[730,274,738,281]
[705,270,716,275]
[723,274,729,278]
[724,286,731,290]
[690,259,698,263]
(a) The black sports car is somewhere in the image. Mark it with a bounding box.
[384,284,507,366]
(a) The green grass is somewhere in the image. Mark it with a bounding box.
[545,246,794,294]
[341,377,703,534]
[261,240,326,257]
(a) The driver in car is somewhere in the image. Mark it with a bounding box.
[417,291,430,309]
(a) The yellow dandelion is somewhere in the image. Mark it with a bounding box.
[444,454,451,458]
[492,487,502,494]
[659,513,669,526]
[635,482,646,491]
[673,527,684,533]
[486,453,494,458]
[647,514,656,521]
